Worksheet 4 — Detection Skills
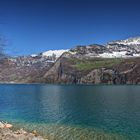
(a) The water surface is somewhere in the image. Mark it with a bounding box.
[0,84,140,139]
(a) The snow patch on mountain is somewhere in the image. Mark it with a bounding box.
[31,54,38,57]
[30,37,140,60]
[109,37,140,45]
[99,51,140,58]
[42,49,69,58]
[99,51,127,58]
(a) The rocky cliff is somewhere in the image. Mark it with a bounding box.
[43,52,140,84]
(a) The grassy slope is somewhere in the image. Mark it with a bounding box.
[69,58,123,71]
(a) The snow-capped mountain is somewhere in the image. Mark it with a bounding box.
[68,37,140,58]
[109,37,140,45]
[41,49,69,58]
[29,49,69,64]
[1,36,140,83]
[104,37,140,58]
[0,49,69,83]
[13,36,140,65]
[8,37,140,67]
[8,49,69,67]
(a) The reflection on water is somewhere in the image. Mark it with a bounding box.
[0,84,140,139]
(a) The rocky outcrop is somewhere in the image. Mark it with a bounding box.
[80,68,127,84]
[0,128,47,140]
[44,53,83,84]
[80,69,113,84]
[0,122,47,140]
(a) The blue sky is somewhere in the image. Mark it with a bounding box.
[0,0,140,56]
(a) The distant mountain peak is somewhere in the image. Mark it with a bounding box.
[27,36,140,61]
[42,49,69,58]
[109,36,140,45]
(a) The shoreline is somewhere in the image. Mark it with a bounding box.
[1,83,140,86]
[0,121,130,140]
[0,121,47,140]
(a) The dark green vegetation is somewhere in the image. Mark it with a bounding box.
[69,58,123,71]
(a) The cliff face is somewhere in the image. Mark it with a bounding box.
[43,53,83,84]
[43,53,140,84]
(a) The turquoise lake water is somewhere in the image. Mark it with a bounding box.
[0,84,140,140]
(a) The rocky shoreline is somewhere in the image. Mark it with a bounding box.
[0,121,47,140]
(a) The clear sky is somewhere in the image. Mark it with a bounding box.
[0,0,140,56]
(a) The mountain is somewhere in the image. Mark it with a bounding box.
[109,37,140,45]
[41,49,69,58]
[66,37,140,58]
[43,55,140,84]
[0,50,67,83]
[43,37,140,84]
[1,36,140,84]
[105,37,140,57]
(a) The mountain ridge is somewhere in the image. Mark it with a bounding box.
[1,36,140,84]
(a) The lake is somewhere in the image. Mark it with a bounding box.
[0,84,140,140]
